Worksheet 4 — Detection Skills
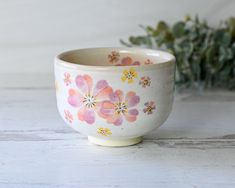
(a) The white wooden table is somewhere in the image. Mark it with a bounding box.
[0,73,235,188]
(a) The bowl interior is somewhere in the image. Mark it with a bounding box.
[57,48,174,67]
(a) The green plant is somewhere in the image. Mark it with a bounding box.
[121,15,235,90]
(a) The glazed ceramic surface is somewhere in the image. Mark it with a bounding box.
[54,47,175,146]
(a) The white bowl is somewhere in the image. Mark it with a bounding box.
[54,47,175,146]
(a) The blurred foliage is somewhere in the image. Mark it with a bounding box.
[121,15,235,90]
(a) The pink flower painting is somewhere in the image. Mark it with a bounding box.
[143,101,156,115]
[68,75,113,124]
[139,76,151,88]
[116,57,140,66]
[99,90,140,125]
[64,110,73,123]
[144,59,153,65]
[64,73,72,86]
[108,51,120,63]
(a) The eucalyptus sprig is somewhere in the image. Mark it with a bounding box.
[121,15,235,90]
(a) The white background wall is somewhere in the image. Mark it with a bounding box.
[1,0,235,74]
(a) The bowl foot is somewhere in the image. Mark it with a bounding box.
[88,136,143,147]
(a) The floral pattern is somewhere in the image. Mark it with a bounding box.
[121,68,138,84]
[108,51,120,63]
[139,76,151,88]
[107,51,155,66]
[97,127,112,136]
[64,73,72,86]
[144,59,153,65]
[99,90,140,125]
[68,75,113,124]
[116,57,140,66]
[143,101,156,115]
[63,53,158,134]
[64,110,73,123]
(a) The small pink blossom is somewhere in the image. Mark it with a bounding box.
[64,110,73,123]
[68,75,113,124]
[116,57,140,66]
[139,76,151,88]
[99,90,140,126]
[108,51,120,63]
[144,59,153,65]
[64,73,72,86]
[143,101,156,115]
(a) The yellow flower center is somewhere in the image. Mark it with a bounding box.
[114,102,128,115]
[83,94,96,108]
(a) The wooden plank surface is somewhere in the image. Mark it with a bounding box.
[0,74,235,188]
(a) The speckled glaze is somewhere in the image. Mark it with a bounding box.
[54,47,175,146]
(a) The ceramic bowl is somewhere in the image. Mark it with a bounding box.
[54,47,175,146]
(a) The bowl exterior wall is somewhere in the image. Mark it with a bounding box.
[55,61,175,139]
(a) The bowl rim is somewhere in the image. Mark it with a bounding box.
[55,47,175,71]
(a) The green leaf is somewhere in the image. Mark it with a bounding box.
[227,17,235,40]
[146,26,155,34]
[119,39,132,47]
[129,36,147,46]
[206,46,216,63]
[156,21,168,32]
[172,22,185,38]
[222,32,231,46]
